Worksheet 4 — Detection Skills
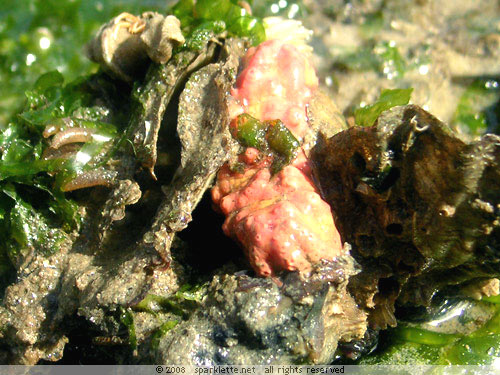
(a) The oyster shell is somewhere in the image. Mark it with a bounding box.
[139,38,245,262]
[313,105,500,328]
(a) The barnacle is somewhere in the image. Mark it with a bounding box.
[85,12,185,82]
[113,12,147,36]
[212,35,343,276]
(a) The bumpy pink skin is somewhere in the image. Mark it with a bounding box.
[212,39,342,277]
[228,40,318,140]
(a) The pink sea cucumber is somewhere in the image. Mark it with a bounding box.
[212,39,343,276]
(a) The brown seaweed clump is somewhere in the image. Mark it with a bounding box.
[313,105,500,329]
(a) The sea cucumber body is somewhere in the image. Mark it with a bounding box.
[212,39,342,276]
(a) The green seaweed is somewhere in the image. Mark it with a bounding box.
[119,306,137,350]
[445,334,500,365]
[483,295,500,305]
[228,15,266,46]
[375,41,407,80]
[265,119,300,174]
[453,79,500,136]
[150,320,179,351]
[170,0,266,47]
[133,283,205,318]
[186,20,226,51]
[357,303,500,365]
[134,294,188,318]
[0,70,122,285]
[233,113,268,150]
[1,183,68,261]
[133,283,204,350]
[334,41,408,80]
[359,11,385,39]
[392,326,458,347]
[232,114,300,173]
[354,88,413,127]
[358,341,443,365]
[266,119,300,164]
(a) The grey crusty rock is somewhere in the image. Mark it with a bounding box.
[156,256,366,365]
